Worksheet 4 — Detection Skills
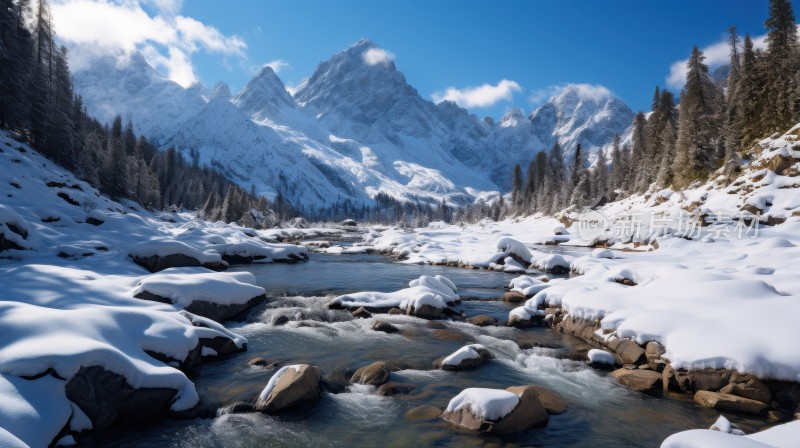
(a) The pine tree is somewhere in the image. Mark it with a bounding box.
[569,171,592,208]
[609,135,624,194]
[763,0,799,130]
[723,27,744,172]
[672,46,725,188]
[47,46,75,165]
[592,148,609,199]
[733,35,763,155]
[524,159,537,212]
[570,143,583,187]
[630,112,648,192]
[511,163,523,208]
[107,116,131,198]
[544,142,566,213]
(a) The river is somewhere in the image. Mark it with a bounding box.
[81,250,748,447]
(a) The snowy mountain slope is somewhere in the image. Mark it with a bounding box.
[72,41,636,209]
[72,53,208,141]
[485,108,546,184]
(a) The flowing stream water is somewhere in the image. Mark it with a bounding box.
[82,250,765,447]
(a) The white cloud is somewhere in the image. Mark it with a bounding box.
[362,47,394,66]
[264,59,290,74]
[665,31,779,90]
[431,79,522,109]
[529,83,612,106]
[51,0,246,87]
[141,0,182,16]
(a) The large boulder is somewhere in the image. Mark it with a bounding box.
[441,386,549,434]
[720,372,771,404]
[255,364,322,413]
[65,366,178,430]
[134,290,266,323]
[467,315,497,327]
[372,320,399,333]
[377,382,416,396]
[611,368,663,394]
[526,385,567,415]
[434,344,492,371]
[606,339,645,365]
[662,367,732,394]
[694,390,770,415]
[350,361,392,386]
[502,291,526,303]
[131,253,228,273]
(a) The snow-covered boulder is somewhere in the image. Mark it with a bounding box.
[329,275,459,318]
[529,253,573,274]
[0,204,30,252]
[254,364,322,413]
[0,299,246,445]
[441,386,549,434]
[132,268,267,322]
[496,237,533,265]
[340,219,357,227]
[587,349,616,368]
[86,209,106,226]
[220,241,309,264]
[434,344,492,371]
[508,275,552,297]
[591,248,614,259]
[508,290,551,329]
[128,239,228,273]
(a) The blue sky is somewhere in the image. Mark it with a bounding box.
[54,0,796,118]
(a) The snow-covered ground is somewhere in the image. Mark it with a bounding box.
[0,130,312,447]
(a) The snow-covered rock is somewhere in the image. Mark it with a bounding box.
[254,364,322,413]
[437,344,492,370]
[132,268,267,322]
[587,349,616,366]
[128,239,228,272]
[329,275,458,318]
[441,385,549,434]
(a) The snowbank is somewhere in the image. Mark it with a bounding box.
[662,420,800,448]
[133,268,265,307]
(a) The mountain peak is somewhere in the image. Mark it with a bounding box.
[528,83,633,158]
[233,64,294,119]
[499,108,528,127]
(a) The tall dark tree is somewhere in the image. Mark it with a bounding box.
[570,143,583,187]
[511,163,523,207]
[630,112,648,192]
[763,0,799,130]
[724,26,743,165]
[672,47,724,188]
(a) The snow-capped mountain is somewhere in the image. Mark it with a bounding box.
[72,40,635,208]
[528,84,634,160]
[72,53,207,141]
